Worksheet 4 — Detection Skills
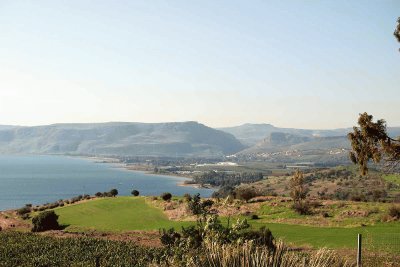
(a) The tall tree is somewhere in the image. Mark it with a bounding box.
[289,170,308,204]
[395,17,400,44]
[348,113,400,175]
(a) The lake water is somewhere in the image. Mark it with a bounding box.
[0,155,214,211]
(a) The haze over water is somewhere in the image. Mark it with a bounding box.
[0,155,214,211]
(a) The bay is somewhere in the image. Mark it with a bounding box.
[0,155,214,211]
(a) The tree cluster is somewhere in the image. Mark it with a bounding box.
[193,171,264,187]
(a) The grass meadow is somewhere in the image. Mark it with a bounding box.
[54,196,400,249]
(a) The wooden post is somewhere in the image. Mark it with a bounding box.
[357,234,362,267]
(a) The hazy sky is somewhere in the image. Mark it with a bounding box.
[1,1,399,129]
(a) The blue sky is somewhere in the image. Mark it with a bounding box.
[0,1,399,128]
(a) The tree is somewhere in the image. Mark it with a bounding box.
[348,113,400,175]
[32,211,60,232]
[109,188,118,197]
[395,17,400,50]
[161,192,172,201]
[131,189,139,196]
[289,170,308,204]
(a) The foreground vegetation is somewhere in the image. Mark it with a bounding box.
[0,231,163,267]
[0,231,355,267]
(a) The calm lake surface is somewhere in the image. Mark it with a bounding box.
[0,155,214,211]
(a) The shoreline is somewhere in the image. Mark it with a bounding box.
[79,155,211,190]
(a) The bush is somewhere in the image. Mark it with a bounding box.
[161,192,172,201]
[235,187,258,202]
[16,206,31,216]
[95,192,103,197]
[251,214,259,220]
[131,190,139,196]
[32,211,60,232]
[292,201,312,215]
[187,194,214,215]
[109,189,118,197]
[388,205,400,219]
[159,228,181,247]
[241,226,274,248]
[183,193,192,202]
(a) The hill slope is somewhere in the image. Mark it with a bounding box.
[220,123,400,146]
[0,122,245,157]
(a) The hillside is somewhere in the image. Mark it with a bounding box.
[220,124,400,163]
[0,122,245,157]
[220,123,400,146]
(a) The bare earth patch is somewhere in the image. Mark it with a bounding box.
[0,211,30,231]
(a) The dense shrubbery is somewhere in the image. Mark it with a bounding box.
[16,206,31,216]
[31,211,60,232]
[0,232,163,267]
[388,205,400,220]
[292,201,312,215]
[193,171,264,187]
[160,214,275,251]
[131,189,140,196]
[186,193,214,215]
[161,192,172,201]
[235,187,259,202]
[0,230,352,267]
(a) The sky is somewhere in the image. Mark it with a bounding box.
[0,1,399,129]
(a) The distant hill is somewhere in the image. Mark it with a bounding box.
[219,124,352,146]
[220,124,400,163]
[220,123,400,146]
[0,121,398,160]
[0,122,245,157]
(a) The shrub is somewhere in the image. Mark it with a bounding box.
[16,206,31,216]
[161,192,172,201]
[187,194,214,215]
[183,193,192,202]
[103,192,112,197]
[388,205,400,220]
[32,211,60,232]
[241,226,274,247]
[235,187,258,202]
[131,190,140,196]
[109,189,118,197]
[292,201,312,215]
[159,228,181,247]
[21,214,30,220]
[95,192,103,197]
[251,214,259,220]
[350,193,366,202]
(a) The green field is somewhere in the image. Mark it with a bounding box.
[55,197,400,249]
[252,221,400,248]
[383,174,400,186]
[55,197,192,231]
